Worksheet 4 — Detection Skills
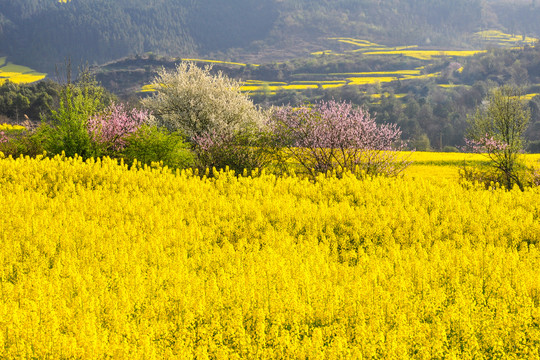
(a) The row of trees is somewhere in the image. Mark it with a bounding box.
[1,62,536,190]
[0,63,411,181]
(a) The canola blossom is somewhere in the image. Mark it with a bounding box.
[1,154,540,359]
[0,123,25,132]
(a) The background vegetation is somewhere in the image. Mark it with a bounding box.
[1,0,540,73]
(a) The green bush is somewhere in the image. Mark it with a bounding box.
[0,124,51,158]
[122,125,195,169]
[193,129,274,175]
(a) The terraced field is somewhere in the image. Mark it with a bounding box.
[0,57,47,85]
[473,30,537,47]
[180,59,258,67]
[240,31,537,96]
[135,30,539,100]
[239,37,490,95]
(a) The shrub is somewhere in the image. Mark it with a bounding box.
[271,100,410,179]
[443,145,459,152]
[141,62,267,139]
[192,128,273,175]
[45,83,105,158]
[122,125,195,169]
[0,123,51,158]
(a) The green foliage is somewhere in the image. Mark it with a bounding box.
[0,80,61,121]
[467,86,531,190]
[122,125,195,170]
[0,123,51,158]
[46,85,98,158]
[45,71,113,159]
[410,133,431,152]
[193,129,274,176]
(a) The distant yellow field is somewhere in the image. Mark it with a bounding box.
[438,84,462,88]
[522,93,540,100]
[406,151,540,180]
[0,59,46,85]
[330,70,421,76]
[473,30,537,47]
[181,59,259,67]
[363,50,486,60]
[0,123,25,132]
[239,67,437,93]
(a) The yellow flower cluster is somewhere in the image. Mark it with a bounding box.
[1,154,539,359]
[0,123,25,132]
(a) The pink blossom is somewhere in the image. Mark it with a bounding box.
[88,103,150,152]
[465,134,508,153]
[272,100,409,177]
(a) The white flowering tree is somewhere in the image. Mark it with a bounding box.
[141,62,266,139]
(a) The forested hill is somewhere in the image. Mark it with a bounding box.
[0,0,539,73]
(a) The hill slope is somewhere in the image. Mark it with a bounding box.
[1,0,539,72]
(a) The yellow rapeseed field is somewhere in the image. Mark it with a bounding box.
[1,153,540,359]
[473,30,538,47]
[362,50,486,61]
[0,60,46,85]
[406,151,540,180]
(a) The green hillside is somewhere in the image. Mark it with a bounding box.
[1,0,539,73]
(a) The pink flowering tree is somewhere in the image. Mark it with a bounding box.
[88,103,151,154]
[466,86,530,190]
[271,100,410,179]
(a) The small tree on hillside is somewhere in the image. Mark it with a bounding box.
[141,62,267,139]
[466,85,530,190]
